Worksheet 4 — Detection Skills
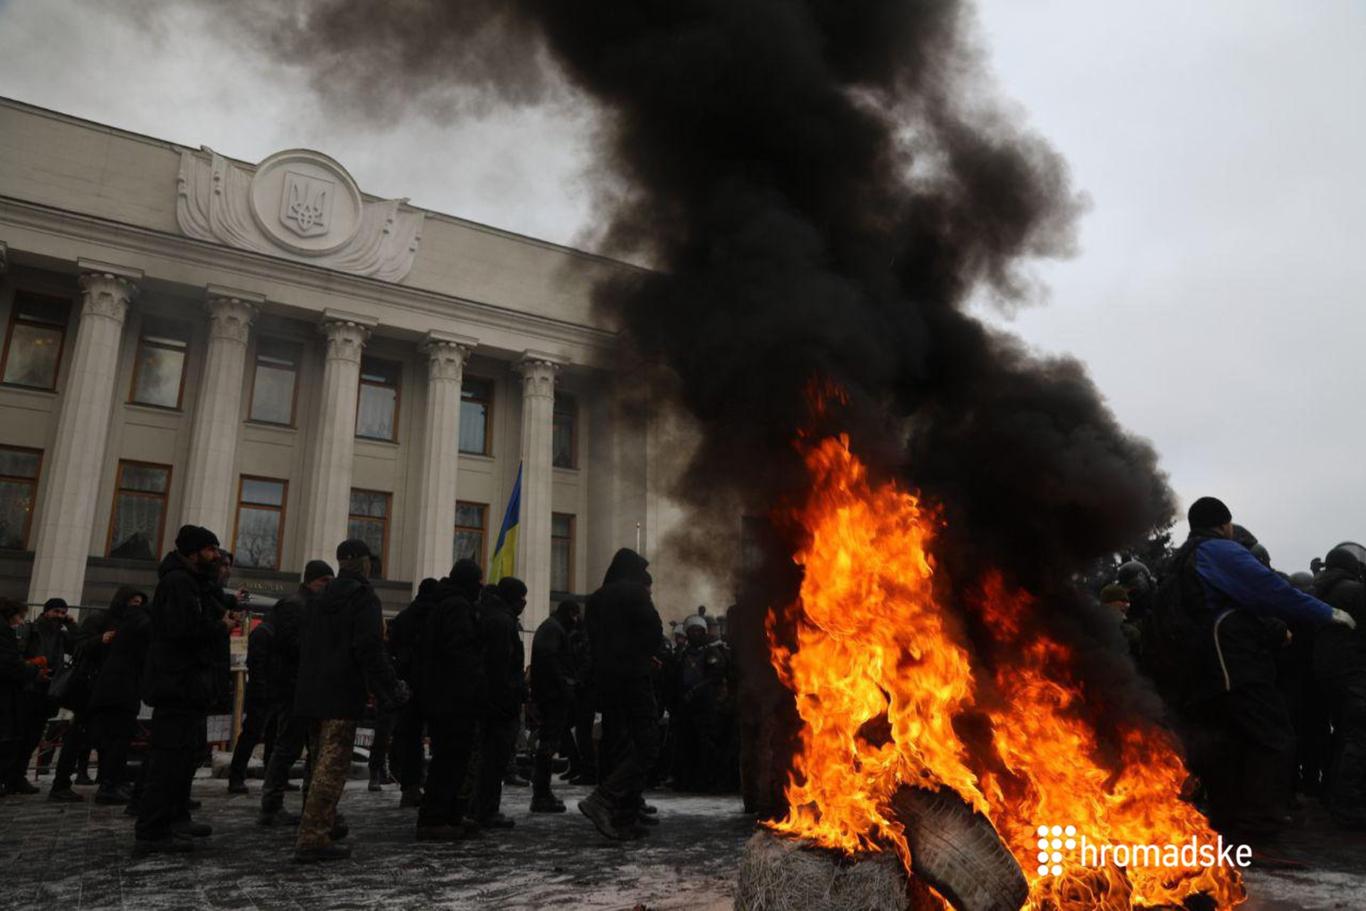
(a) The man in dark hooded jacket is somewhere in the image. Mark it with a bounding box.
[387,576,439,808]
[415,559,484,840]
[1311,542,1366,827]
[1177,497,1354,837]
[1,598,46,796]
[531,599,580,812]
[135,525,239,854]
[475,576,528,828]
[85,589,151,805]
[7,598,75,793]
[292,540,407,863]
[228,608,277,793]
[579,548,662,840]
[258,559,333,825]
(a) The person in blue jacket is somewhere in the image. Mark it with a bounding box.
[1177,496,1355,838]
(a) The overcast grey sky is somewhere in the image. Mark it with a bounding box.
[1,0,1362,574]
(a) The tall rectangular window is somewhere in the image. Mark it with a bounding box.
[0,446,42,550]
[356,357,401,441]
[347,489,390,579]
[107,461,171,560]
[249,338,300,425]
[453,501,487,569]
[1,291,69,390]
[459,377,492,455]
[234,476,287,570]
[129,318,190,409]
[551,512,575,593]
[553,394,578,469]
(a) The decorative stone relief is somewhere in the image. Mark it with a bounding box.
[205,288,261,345]
[177,147,424,282]
[78,268,139,322]
[320,315,372,364]
[422,331,477,382]
[518,354,562,399]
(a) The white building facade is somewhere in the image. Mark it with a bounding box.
[0,98,664,633]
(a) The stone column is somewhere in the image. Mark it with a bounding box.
[180,286,260,540]
[516,352,564,633]
[411,331,477,590]
[28,260,141,605]
[299,310,374,565]
[0,241,8,275]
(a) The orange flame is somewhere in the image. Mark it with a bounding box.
[767,434,1245,910]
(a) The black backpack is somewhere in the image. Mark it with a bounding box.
[1139,539,1208,708]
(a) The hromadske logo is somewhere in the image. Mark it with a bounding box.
[1034,823,1253,875]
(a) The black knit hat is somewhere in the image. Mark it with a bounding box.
[175,524,220,556]
[496,577,528,601]
[336,538,373,561]
[303,560,334,584]
[1188,496,1232,529]
[42,597,68,612]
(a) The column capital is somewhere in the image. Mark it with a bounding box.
[421,330,477,382]
[518,350,568,399]
[204,286,262,345]
[77,259,142,322]
[319,308,376,364]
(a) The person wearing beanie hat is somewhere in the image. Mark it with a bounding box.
[1099,583,1131,615]
[1165,495,1357,838]
[5,597,75,794]
[291,541,407,862]
[474,575,529,828]
[256,560,334,825]
[385,577,442,809]
[174,524,220,558]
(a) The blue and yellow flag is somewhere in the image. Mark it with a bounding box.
[487,462,522,583]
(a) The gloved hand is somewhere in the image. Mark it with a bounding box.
[1330,608,1358,630]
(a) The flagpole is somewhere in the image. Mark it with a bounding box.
[635,521,641,555]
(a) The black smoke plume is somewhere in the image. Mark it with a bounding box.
[189,0,1176,798]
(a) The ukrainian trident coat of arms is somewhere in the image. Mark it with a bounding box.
[280,170,334,237]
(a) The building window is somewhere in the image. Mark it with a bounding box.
[129,318,190,409]
[460,377,492,455]
[1,291,69,390]
[453,501,487,569]
[348,489,390,579]
[0,446,42,550]
[553,394,578,469]
[107,461,171,560]
[356,357,401,441]
[551,512,575,593]
[234,476,287,570]
[249,338,300,425]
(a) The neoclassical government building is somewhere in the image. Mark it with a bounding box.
[0,97,669,630]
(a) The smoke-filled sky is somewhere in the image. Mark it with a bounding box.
[1,0,1363,575]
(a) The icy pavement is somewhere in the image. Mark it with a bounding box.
[3,772,1365,910]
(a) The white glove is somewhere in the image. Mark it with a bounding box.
[1330,608,1358,630]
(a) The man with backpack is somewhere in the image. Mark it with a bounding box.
[1154,496,1354,838]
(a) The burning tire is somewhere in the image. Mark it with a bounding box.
[890,786,1029,911]
[736,830,910,911]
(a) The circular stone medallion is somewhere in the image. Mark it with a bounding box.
[249,149,364,256]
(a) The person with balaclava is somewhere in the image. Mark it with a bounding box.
[579,548,663,840]
[387,576,440,808]
[1311,542,1366,828]
[1175,497,1354,839]
[415,558,485,841]
[292,540,407,863]
[134,525,239,855]
[84,586,151,806]
[474,575,528,828]
[257,559,333,827]
[530,599,581,812]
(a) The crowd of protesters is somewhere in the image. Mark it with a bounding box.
[1097,495,1366,842]
[0,523,741,861]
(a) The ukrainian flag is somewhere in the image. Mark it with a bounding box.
[488,462,522,583]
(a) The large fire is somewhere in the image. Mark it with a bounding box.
[767,434,1246,910]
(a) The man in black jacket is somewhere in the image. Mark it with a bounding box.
[227,608,277,793]
[258,560,332,825]
[415,559,484,840]
[476,576,528,828]
[1,598,47,797]
[135,525,239,854]
[292,540,407,863]
[579,549,663,840]
[86,589,151,805]
[530,599,580,812]
[387,577,439,808]
[6,598,75,794]
[1312,543,1366,828]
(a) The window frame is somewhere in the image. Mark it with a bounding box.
[355,356,402,443]
[459,375,494,456]
[247,336,303,427]
[552,393,578,470]
[347,488,391,579]
[127,317,191,410]
[454,500,489,570]
[0,445,43,551]
[104,459,173,560]
[231,475,289,571]
[0,290,70,392]
[551,512,575,593]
